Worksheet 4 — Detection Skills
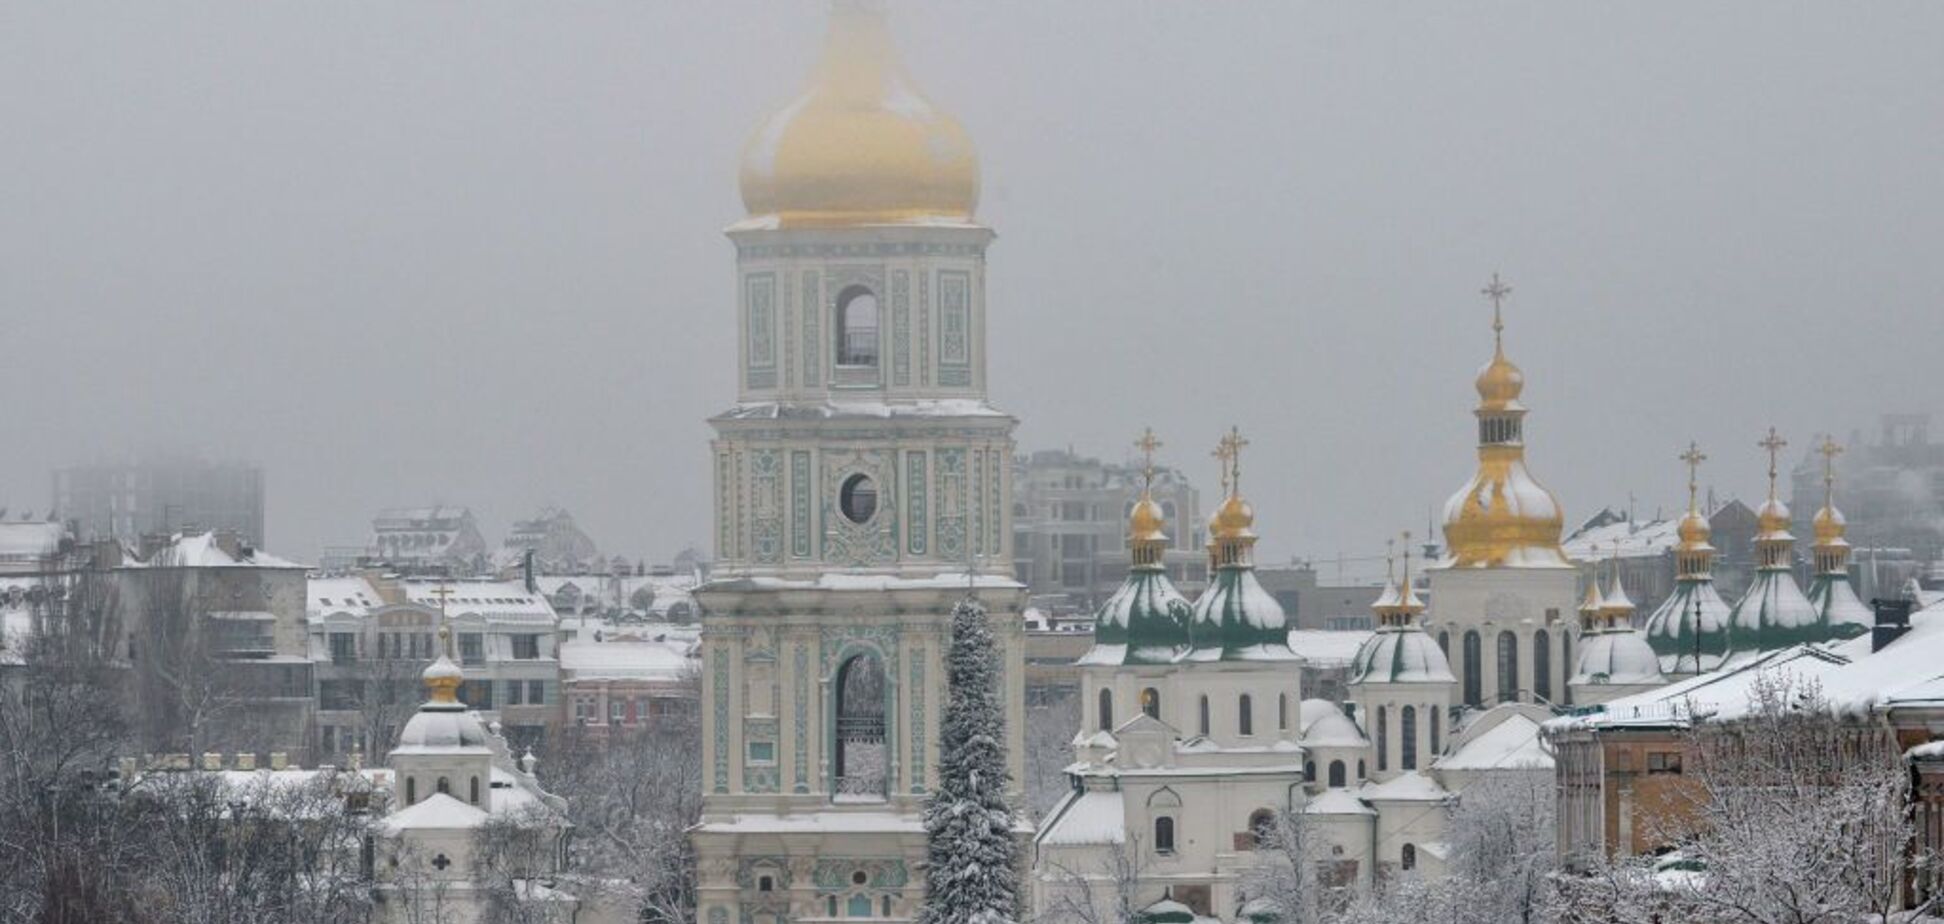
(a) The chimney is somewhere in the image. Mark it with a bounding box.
[1872,598,1914,653]
[203,752,223,771]
[522,549,539,595]
[235,753,256,771]
[269,752,288,771]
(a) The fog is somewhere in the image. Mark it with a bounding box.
[5,2,1941,570]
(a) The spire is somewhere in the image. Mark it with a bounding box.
[1674,442,1717,578]
[1812,435,1851,575]
[1599,542,1636,629]
[1128,428,1169,569]
[1754,427,1795,565]
[422,582,463,705]
[1441,274,1567,568]
[1209,427,1257,555]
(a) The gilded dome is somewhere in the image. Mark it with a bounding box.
[738,2,979,229]
[1756,497,1792,538]
[1211,493,1256,541]
[1441,456,1566,568]
[1129,496,1167,545]
[1676,509,1713,549]
[1812,503,1847,545]
[1474,351,1525,411]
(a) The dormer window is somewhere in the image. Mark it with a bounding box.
[835,286,879,368]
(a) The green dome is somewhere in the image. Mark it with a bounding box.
[1643,576,1732,674]
[1080,568,1192,666]
[1183,565,1298,662]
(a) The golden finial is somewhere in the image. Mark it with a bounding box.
[1217,426,1250,495]
[1481,272,1512,353]
[1758,427,1788,501]
[1136,427,1163,494]
[1211,438,1234,497]
[1679,442,1707,513]
[1399,531,1413,589]
[1384,537,1397,584]
[1817,434,1843,508]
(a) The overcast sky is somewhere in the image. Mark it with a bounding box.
[4,2,1941,576]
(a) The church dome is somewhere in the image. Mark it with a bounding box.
[1755,496,1792,539]
[1474,353,1525,411]
[394,702,490,754]
[1129,496,1167,545]
[1676,509,1712,548]
[1571,630,1664,687]
[1812,503,1846,545]
[1210,493,1256,541]
[738,2,979,229]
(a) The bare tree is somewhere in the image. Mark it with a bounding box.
[1035,835,1154,924]
[1023,690,1080,820]
[472,805,568,924]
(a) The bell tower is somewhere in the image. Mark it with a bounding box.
[693,5,1027,924]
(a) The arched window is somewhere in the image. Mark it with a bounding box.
[1534,629,1553,702]
[835,286,879,368]
[469,776,480,805]
[1497,631,1520,704]
[1238,694,1254,736]
[839,474,878,525]
[1402,843,1417,871]
[1140,687,1161,719]
[1438,630,1450,659]
[1358,759,1366,780]
[1247,809,1277,849]
[835,652,888,800]
[1098,688,1114,732]
[1462,631,1483,706]
[827,897,839,917]
[1401,706,1418,770]
[1278,693,1289,731]
[1154,816,1176,854]
[1376,706,1389,771]
[882,896,892,917]
[1327,760,1345,787]
[1305,761,1316,782]
[437,776,450,796]
[1198,695,1211,737]
[1430,706,1441,755]
[406,777,417,804]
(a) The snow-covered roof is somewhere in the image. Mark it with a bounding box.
[558,639,694,682]
[693,811,926,835]
[1571,630,1665,687]
[307,575,388,619]
[1564,514,1681,562]
[715,399,1012,422]
[1298,702,1369,749]
[1035,790,1126,845]
[1303,788,1375,815]
[137,532,305,569]
[401,579,556,624]
[1435,712,1552,771]
[536,573,700,620]
[1358,770,1449,802]
[1287,629,1374,666]
[704,572,1021,593]
[381,792,489,833]
[0,522,65,563]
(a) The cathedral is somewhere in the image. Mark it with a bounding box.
[689,5,1028,924]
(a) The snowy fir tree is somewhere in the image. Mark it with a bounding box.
[917,596,1021,924]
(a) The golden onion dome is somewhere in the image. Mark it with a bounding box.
[1756,497,1792,536]
[1211,493,1257,541]
[1676,509,1713,549]
[1812,503,1847,544]
[1129,495,1167,544]
[738,2,979,229]
[1474,351,1525,411]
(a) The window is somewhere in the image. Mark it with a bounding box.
[1327,761,1345,787]
[1497,631,1520,704]
[882,896,892,917]
[512,634,541,660]
[1098,689,1114,732]
[848,895,872,918]
[1401,706,1418,770]
[458,680,493,709]
[1462,631,1483,706]
[575,698,597,723]
[827,897,838,917]
[1430,707,1441,756]
[330,633,357,664]
[1562,631,1575,706]
[834,653,889,800]
[1647,751,1683,775]
[1154,816,1176,854]
[835,286,879,367]
[749,741,776,764]
[508,681,525,706]
[610,699,626,725]
[1534,629,1552,702]
[1238,695,1254,736]
[528,680,545,705]
[1305,761,1316,782]
[1140,687,1161,719]
[406,777,417,803]
[1376,706,1388,771]
[1358,759,1366,779]
[758,876,773,893]
[1401,843,1417,871]
[469,776,480,805]
[1247,809,1277,850]
[1198,695,1210,737]
[1278,693,1289,731]
[459,633,483,665]
[839,474,878,525]
[1438,630,1450,659]
[436,776,450,795]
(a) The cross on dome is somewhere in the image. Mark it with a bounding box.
[1481,272,1513,348]
[1680,442,1707,508]
[1817,435,1844,496]
[1217,426,1249,494]
[1135,427,1163,491]
[1759,427,1788,498]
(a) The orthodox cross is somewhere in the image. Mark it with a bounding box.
[1679,442,1707,511]
[1135,427,1163,492]
[1399,530,1413,586]
[1759,427,1788,497]
[1817,434,1844,502]
[429,580,456,658]
[1384,536,1396,583]
[1480,272,1512,347]
[431,853,452,871]
[1212,438,1235,497]
[1216,426,1249,494]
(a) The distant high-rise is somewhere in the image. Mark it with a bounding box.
[52,456,266,547]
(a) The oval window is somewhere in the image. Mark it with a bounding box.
[840,474,878,524]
